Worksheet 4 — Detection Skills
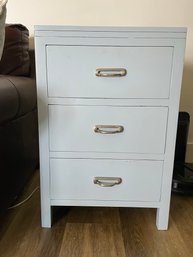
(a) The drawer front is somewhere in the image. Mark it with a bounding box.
[50,159,163,202]
[49,105,168,154]
[46,46,173,99]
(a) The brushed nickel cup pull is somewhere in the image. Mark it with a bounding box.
[94,125,124,134]
[93,177,122,187]
[96,68,127,77]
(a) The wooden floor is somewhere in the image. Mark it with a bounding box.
[1,170,193,257]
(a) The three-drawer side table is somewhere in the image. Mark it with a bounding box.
[34,26,186,229]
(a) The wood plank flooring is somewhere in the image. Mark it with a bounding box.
[1,170,193,257]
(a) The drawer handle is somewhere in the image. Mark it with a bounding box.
[94,125,124,134]
[94,177,122,187]
[96,68,127,77]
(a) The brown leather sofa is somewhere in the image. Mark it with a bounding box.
[0,24,39,213]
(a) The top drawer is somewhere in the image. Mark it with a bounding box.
[46,45,173,99]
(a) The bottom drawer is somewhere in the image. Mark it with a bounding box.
[50,159,163,202]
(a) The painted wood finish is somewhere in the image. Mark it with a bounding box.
[49,106,168,154]
[50,159,163,202]
[47,46,173,98]
[34,26,186,229]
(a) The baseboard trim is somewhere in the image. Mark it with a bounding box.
[186,142,193,163]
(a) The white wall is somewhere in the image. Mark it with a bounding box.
[6,0,193,161]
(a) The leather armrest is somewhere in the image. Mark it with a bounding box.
[0,75,37,125]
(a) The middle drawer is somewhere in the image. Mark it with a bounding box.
[48,105,168,154]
